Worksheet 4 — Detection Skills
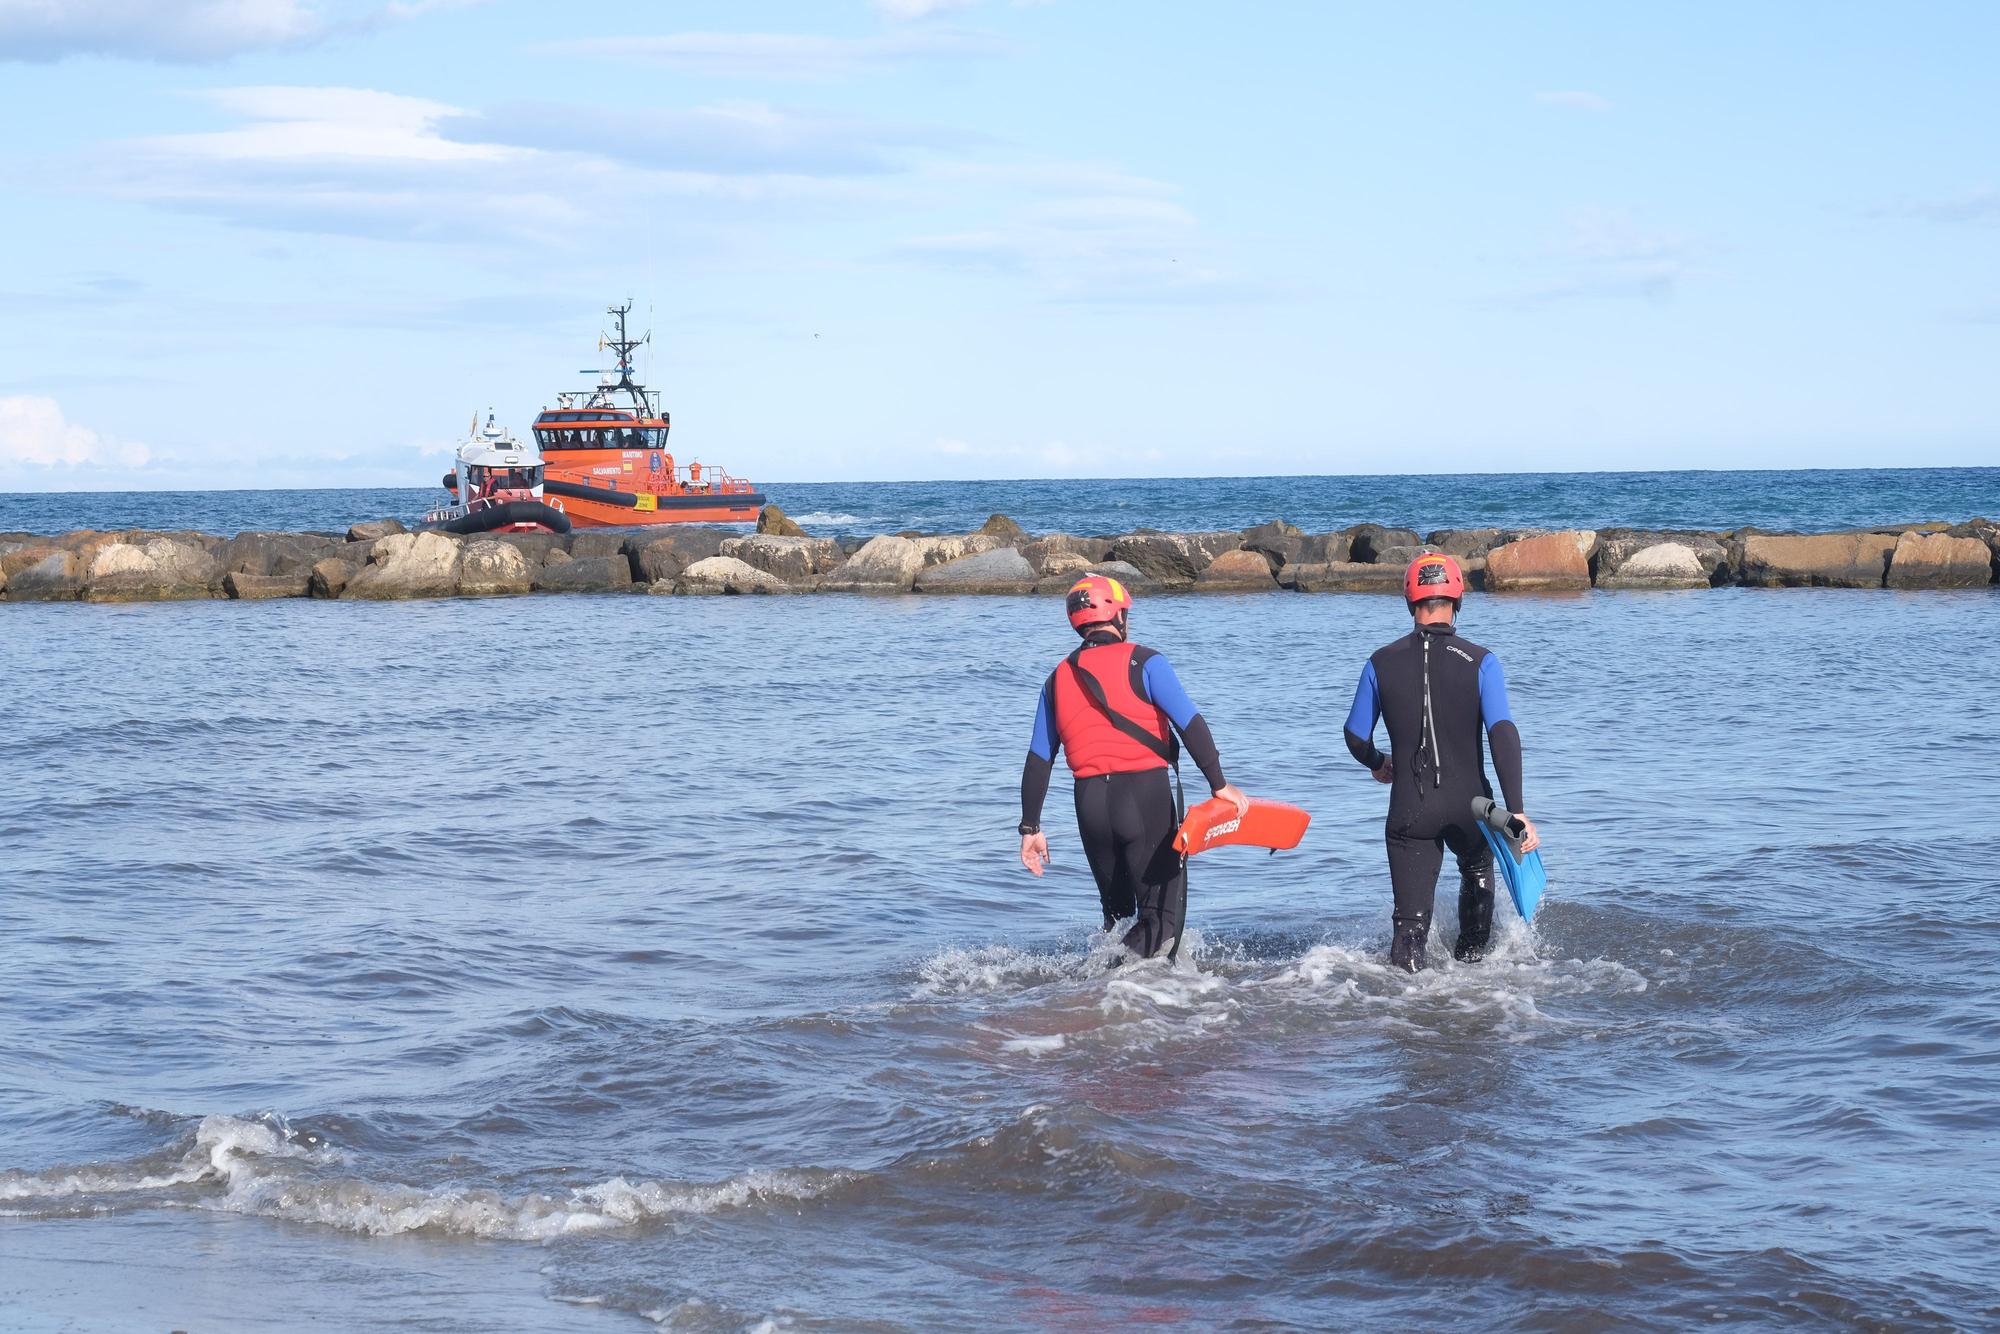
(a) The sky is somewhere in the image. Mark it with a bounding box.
[0,0,1993,489]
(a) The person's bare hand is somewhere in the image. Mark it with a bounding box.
[1214,783,1251,817]
[1515,815,1540,854]
[1020,831,1049,876]
[1373,755,1393,784]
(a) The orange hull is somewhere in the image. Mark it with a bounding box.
[541,448,762,527]
[554,487,764,528]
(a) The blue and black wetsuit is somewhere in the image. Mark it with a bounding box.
[1021,632,1227,958]
[1345,621,1524,968]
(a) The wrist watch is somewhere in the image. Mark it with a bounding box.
[1017,821,1040,836]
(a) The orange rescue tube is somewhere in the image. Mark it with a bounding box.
[1172,797,1312,857]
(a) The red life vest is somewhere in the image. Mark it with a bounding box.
[1053,642,1172,778]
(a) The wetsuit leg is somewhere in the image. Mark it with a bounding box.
[1445,822,1495,962]
[1384,830,1444,972]
[1073,777,1135,930]
[1074,770,1182,956]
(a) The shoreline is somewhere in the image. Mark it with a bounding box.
[3,507,1996,603]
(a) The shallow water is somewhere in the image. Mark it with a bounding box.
[3,589,1998,1330]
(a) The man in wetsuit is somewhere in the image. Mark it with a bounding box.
[1344,553,1540,971]
[1018,574,1249,959]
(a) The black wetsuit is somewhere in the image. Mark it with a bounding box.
[1021,631,1226,958]
[1344,621,1524,969]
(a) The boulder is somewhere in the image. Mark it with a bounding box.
[719,534,845,586]
[822,535,927,592]
[1241,519,1306,570]
[1195,548,1281,590]
[1020,534,1112,575]
[308,557,354,600]
[1738,533,1895,588]
[621,525,730,568]
[1346,525,1422,563]
[1,543,61,581]
[632,538,691,586]
[979,513,1028,543]
[542,548,573,567]
[1425,529,1508,561]
[672,555,791,595]
[1886,532,1994,589]
[83,537,223,601]
[914,547,1039,594]
[458,540,533,597]
[346,519,405,542]
[6,550,84,600]
[1485,531,1597,592]
[1036,551,1094,582]
[343,531,464,600]
[217,531,337,578]
[757,503,807,538]
[569,531,630,562]
[1373,544,1439,572]
[532,554,633,594]
[490,531,570,568]
[224,571,311,600]
[1594,542,1711,590]
[1032,560,1155,596]
[910,534,1001,568]
[1104,532,1239,586]
[1281,561,1405,593]
[1595,535,1726,587]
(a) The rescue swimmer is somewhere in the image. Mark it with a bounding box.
[1343,553,1540,971]
[1018,575,1249,959]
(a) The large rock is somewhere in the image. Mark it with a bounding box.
[1738,533,1895,588]
[672,555,790,595]
[490,531,570,568]
[1347,525,1422,563]
[1594,542,1710,590]
[822,535,926,592]
[621,525,729,568]
[1281,561,1405,593]
[6,550,84,600]
[1886,532,1993,589]
[217,531,337,578]
[346,519,406,542]
[757,503,806,537]
[343,531,464,600]
[909,534,1001,568]
[1037,551,1093,582]
[224,571,311,600]
[1031,560,1155,596]
[458,540,533,596]
[1485,531,1597,592]
[1,543,62,582]
[979,513,1028,543]
[1425,529,1508,561]
[1595,534,1726,587]
[1241,519,1306,571]
[533,554,633,593]
[1104,532,1239,586]
[1195,548,1281,590]
[719,534,845,586]
[569,531,631,561]
[308,557,354,600]
[1020,534,1112,575]
[82,537,222,601]
[914,547,1038,594]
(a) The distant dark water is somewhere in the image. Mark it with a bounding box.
[3,590,1997,1330]
[4,466,1998,539]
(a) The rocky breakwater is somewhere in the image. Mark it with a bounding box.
[3,508,1996,605]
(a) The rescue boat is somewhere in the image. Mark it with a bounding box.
[530,302,765,527]
[422,412,571,536]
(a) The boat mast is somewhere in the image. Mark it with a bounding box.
[584,300,659,417]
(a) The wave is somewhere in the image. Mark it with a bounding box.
[784,511,861,526]
[0,1113,846,1242]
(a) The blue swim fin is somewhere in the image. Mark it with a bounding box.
[1471,798,1546,923]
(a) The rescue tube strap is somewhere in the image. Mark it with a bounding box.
[1063,648,1180,765]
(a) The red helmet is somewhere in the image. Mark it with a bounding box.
[1066,573,1133,633]
[1404,552,1465,605]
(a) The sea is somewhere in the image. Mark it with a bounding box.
[3,469,1998,1331]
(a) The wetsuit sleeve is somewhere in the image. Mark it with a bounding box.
[1343,660,1385,770]
[1480,655,1525,813]
[1140,655,1227,793]
[1020,676,1056,828]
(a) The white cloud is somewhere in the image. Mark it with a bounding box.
[1488,208,1700,309]
[151,86,513,163]
[0,0,487,64]
[874,0,978,18]
[541,28,1008,79]
[1875,187,2000,226]
[0,396,150,469]
[1534,90,1612,112]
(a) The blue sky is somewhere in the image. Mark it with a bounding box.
[0,0,1993,489]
